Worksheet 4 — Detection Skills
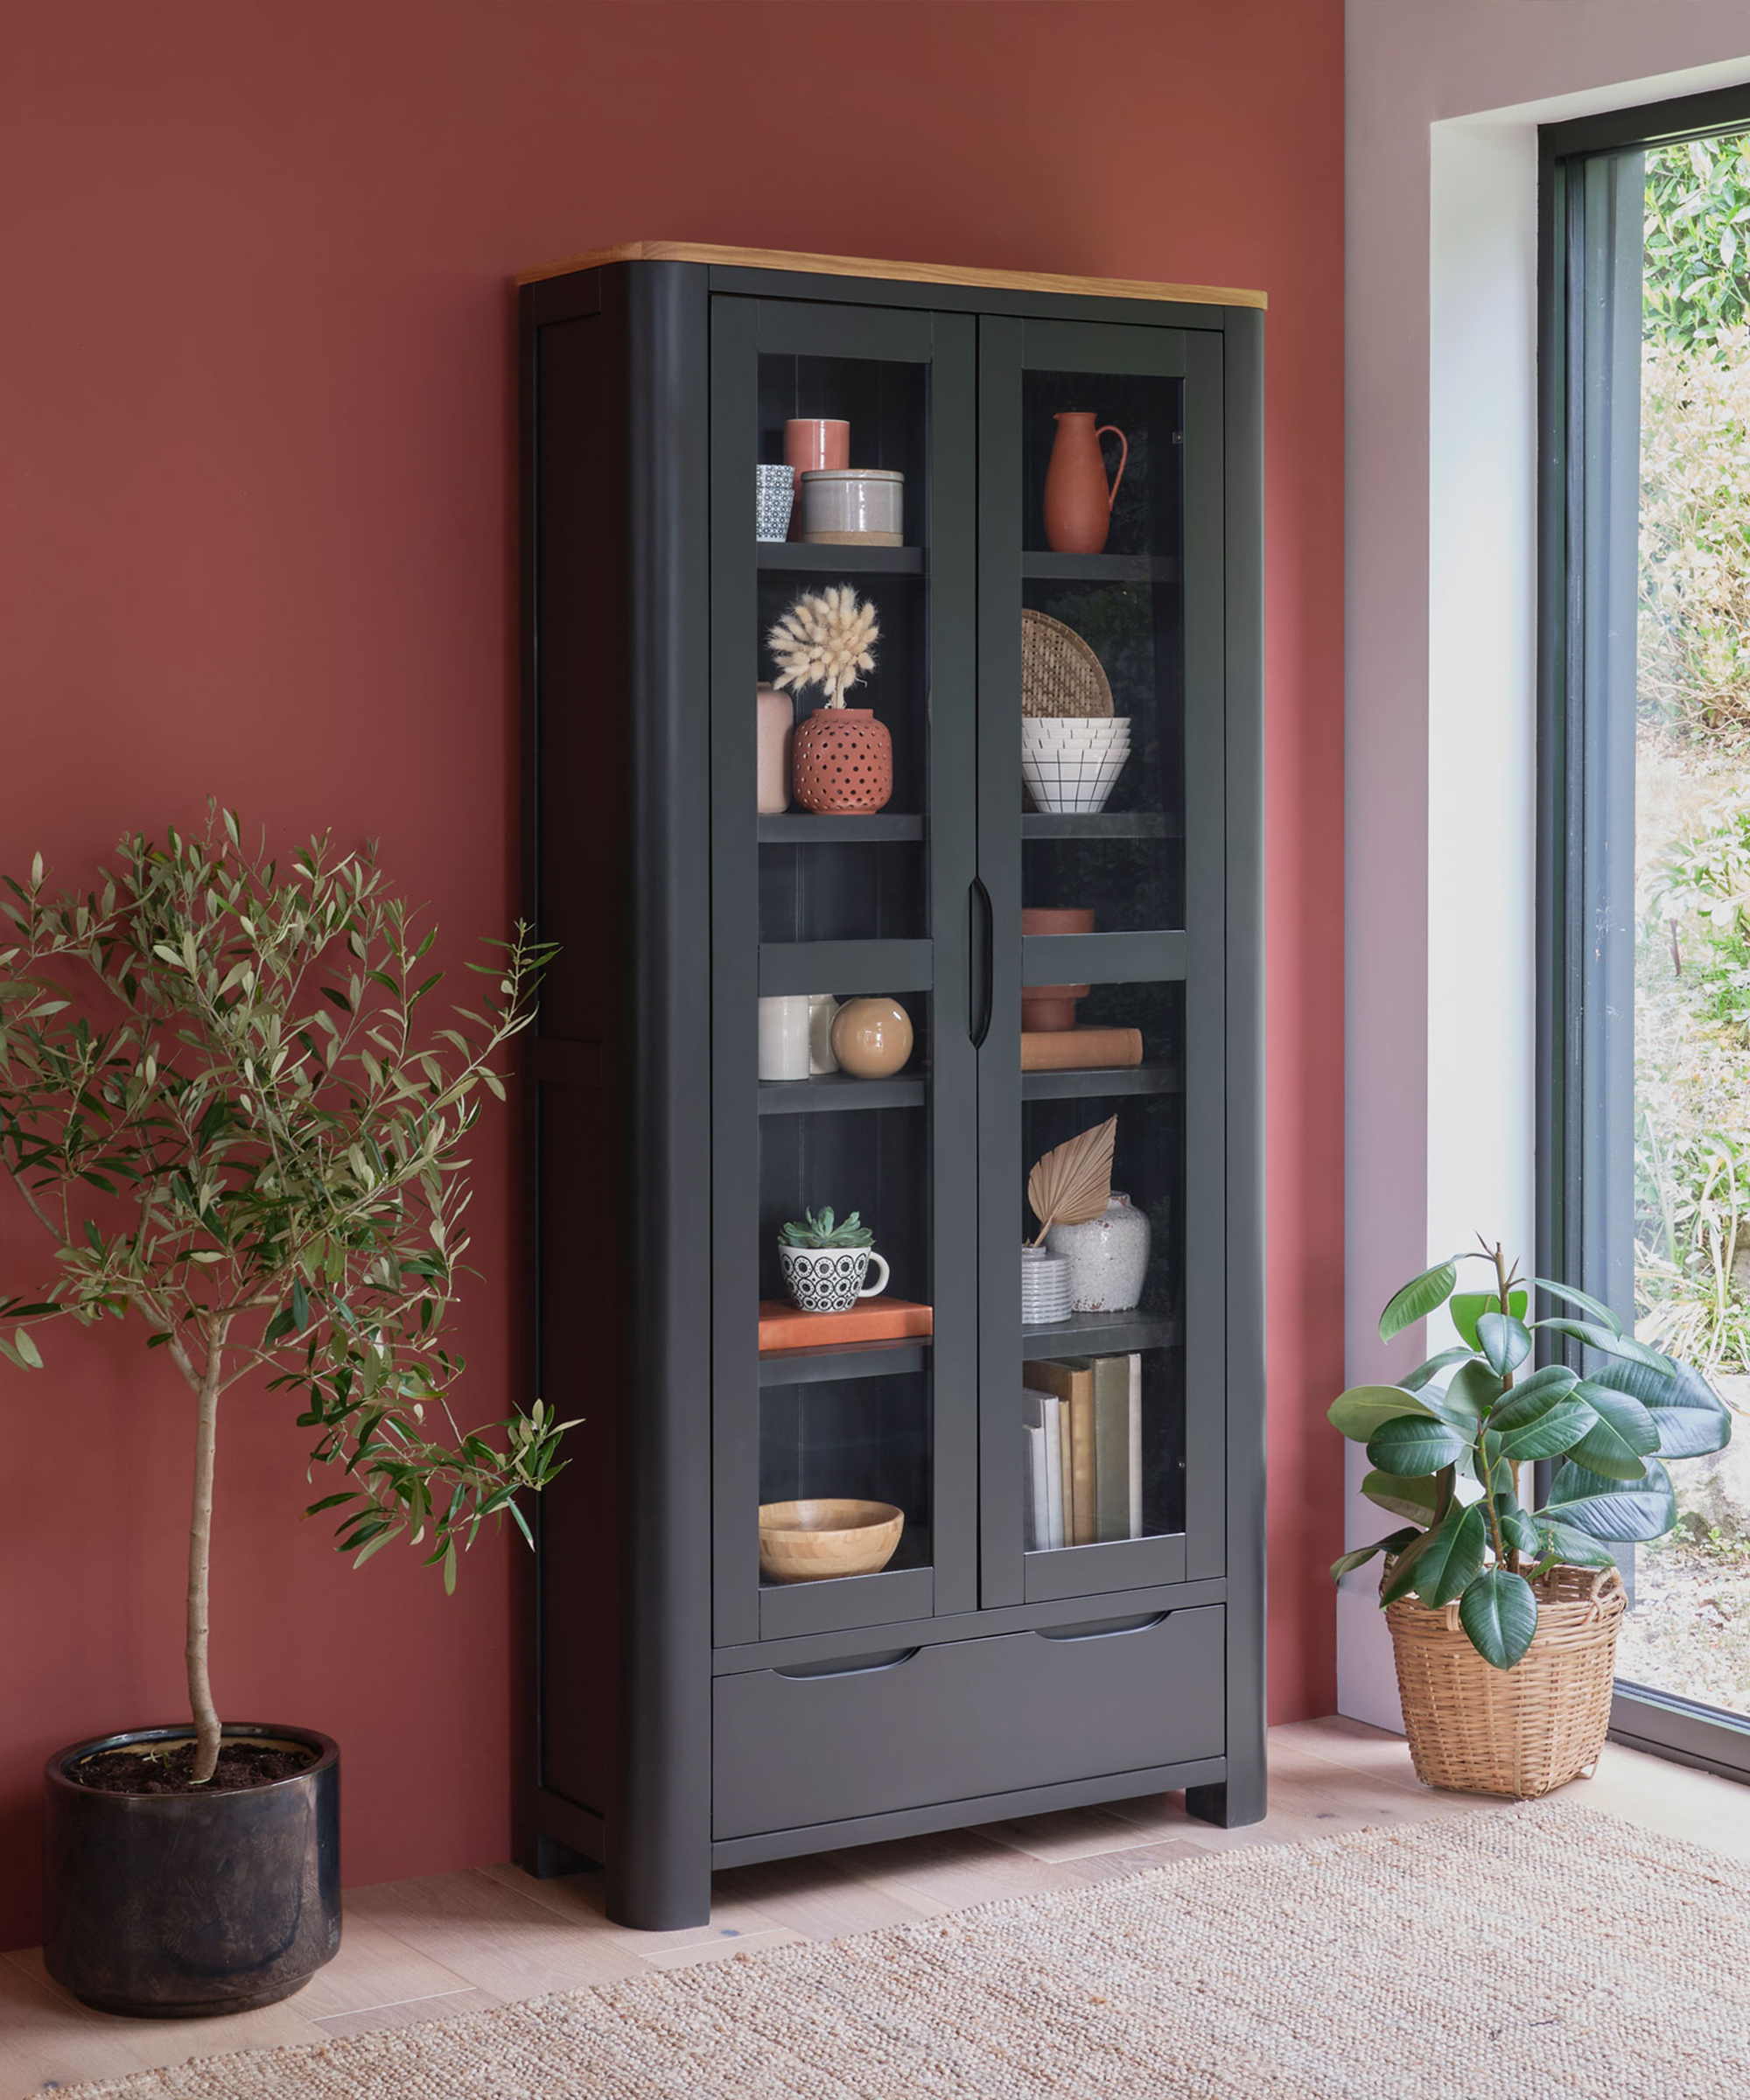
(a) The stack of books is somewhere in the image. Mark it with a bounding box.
[1021,1354,1143,1550]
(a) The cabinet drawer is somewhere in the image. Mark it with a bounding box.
[713,1605,1223,1839]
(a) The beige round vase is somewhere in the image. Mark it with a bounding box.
[1384,1562,1626,1800]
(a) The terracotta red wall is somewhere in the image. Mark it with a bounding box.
[0,0,1344,1947]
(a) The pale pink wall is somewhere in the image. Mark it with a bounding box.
[1344,0,1750,1720]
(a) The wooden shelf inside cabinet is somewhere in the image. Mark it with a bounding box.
[760,1074,927,1114]
[1021,1063,1182,1102]
[757,543,927,576]
[758,1336,932,1387]
[759,814,924,844]
[1020,553,1179,584]
[1021,813,1180,841]
[1020,1312,1180,1360]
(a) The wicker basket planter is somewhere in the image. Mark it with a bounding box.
[1385,1563,1627,1799]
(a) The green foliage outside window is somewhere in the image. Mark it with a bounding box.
[1645,134,1750,354]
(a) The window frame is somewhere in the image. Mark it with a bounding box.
[1538,81,1750,1787]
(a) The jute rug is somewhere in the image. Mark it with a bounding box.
[61,1801,1750,2099]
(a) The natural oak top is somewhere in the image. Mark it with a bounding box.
[516,241,1266,311]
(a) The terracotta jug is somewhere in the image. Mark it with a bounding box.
[1043,413,1129,555]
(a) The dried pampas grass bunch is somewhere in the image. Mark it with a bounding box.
[767,585,879,707]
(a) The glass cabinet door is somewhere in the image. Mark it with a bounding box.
[708,296,979,1646]
[976,315,1228,1607]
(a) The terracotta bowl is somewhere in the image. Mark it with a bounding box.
[758,1499,904,1583]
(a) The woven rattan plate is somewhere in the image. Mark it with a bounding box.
[1020,608,1113,718]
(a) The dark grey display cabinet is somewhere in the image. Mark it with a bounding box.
[519,242,1264,1929]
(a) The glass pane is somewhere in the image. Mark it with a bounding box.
[760,1371,934,1580]
[1018,370,1184,933]
[1017,983,1186,1552]
[758,1091,934,1585]
[1624,135,1750,1712]
[748,344,939,1597]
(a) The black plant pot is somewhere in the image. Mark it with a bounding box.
[42,1724,340,2017]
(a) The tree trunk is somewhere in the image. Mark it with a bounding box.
[186,1353,223,1783]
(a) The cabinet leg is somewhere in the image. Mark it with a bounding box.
[606,1850,712,1931]
[1186,1771,1266,1830]
[528,1830,596,1880]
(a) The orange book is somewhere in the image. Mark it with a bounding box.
[758,1298,934,1352]
[1024,1357,1097,1545]
[1020,1028,1144,1073]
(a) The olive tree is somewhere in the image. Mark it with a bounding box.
[0,809,567,1781]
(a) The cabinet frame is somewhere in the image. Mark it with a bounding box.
[522,253,1266,1928]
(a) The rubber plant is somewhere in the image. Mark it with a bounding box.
[0,808,570,1781]
[1329,1239,1732,1668]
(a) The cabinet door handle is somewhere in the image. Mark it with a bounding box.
[774,1647,920,1680]
[1034,1612,1169,1642]
[968,878,994,1047]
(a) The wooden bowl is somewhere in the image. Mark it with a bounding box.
[758,1499,904,1583]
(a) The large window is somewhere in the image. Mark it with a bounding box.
[1542,86,1750,1782]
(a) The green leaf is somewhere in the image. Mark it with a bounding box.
[12,1327,43,1370]
[1538,1458,1676,1543]
[1417,1501,1489,1608]
[1379,1258,1463,1341]
[1532,1319,1670,1371]
[1451,1290,1528,1349]
[1331,1527,1421,1580]
[1327,1384,1438,1441]
[1586,1357,1732,1460]
[1441,1360,1503,1422]
[1567,1381,1661,1481]
[1459,1568,1539,1670]
[1380,1526,1440,1603]
[1362,1469,1441,1523]
[1488,1362,1580,1431]
[1475,1312,1532,1377]
[443,1539,458,1595]
[291,1276,312,1333]
[1530,1277,1622,1335]
[1496,1395,1600,1464]
[1496,1496,1541,1557]
[1536,1519,1620,1571]
[1398,1347,1475,1394]
[1365,1415,1473,1479]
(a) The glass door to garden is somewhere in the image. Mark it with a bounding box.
[1546,97,1750,1774]
[707,295,980,1648]
[974,315,1228,1608]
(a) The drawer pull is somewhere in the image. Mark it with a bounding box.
[1034,1611,1169,1643]
[774,1647,920,1680]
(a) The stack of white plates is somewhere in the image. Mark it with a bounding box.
[1021,716,1131,814]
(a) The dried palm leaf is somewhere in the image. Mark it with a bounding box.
[1026,1116,1116,1245]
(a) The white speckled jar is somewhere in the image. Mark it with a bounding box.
[1046,1193,1150,1312]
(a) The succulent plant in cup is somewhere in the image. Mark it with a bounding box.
[779,1207,874,1249]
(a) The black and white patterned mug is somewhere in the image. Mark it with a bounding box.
[778,1244,891,1313]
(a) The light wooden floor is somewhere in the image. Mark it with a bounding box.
[4,1715,1747,2097]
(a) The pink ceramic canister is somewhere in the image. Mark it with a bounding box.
[756,683,794,814]
[784,418,850,537]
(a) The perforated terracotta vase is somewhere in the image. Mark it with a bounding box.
[792,706,893,814]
